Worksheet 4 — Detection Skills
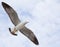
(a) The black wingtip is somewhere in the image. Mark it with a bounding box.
[34,36,39,45]
[9,28,17,36]
[2,2,11,8]
[2,2,5,5]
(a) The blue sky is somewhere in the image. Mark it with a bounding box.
[0,0,60,47]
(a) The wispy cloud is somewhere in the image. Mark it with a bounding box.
[0,0,60,47]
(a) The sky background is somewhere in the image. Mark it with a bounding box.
[0,0,60,47]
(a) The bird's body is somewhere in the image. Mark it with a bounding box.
[16,21,28,30]
[9,21,28,35]
[2,2,39,45]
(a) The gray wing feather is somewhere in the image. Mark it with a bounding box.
[2,2,20,26]
[2,2,39,45]
[20,26,39,45]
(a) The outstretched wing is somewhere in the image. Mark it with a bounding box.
[2,2,20,26]
[20,26,39,45]
[2,2,39,45]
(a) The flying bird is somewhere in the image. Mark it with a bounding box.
[2,2,39,45]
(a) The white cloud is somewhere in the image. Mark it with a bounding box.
[0,0,60,47]
[32,0,60,47]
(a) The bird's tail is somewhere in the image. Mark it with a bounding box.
[9,28,17,36]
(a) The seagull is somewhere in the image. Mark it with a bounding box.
[2,2,39,45]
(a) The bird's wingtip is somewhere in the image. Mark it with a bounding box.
[2,2,5,6]
[34,36,39,45]
[1,2,10,8]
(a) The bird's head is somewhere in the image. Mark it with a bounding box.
[21,20,29,25]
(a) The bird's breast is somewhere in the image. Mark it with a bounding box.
[16,23,25,30]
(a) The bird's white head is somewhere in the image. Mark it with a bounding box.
[23,21,29,25]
